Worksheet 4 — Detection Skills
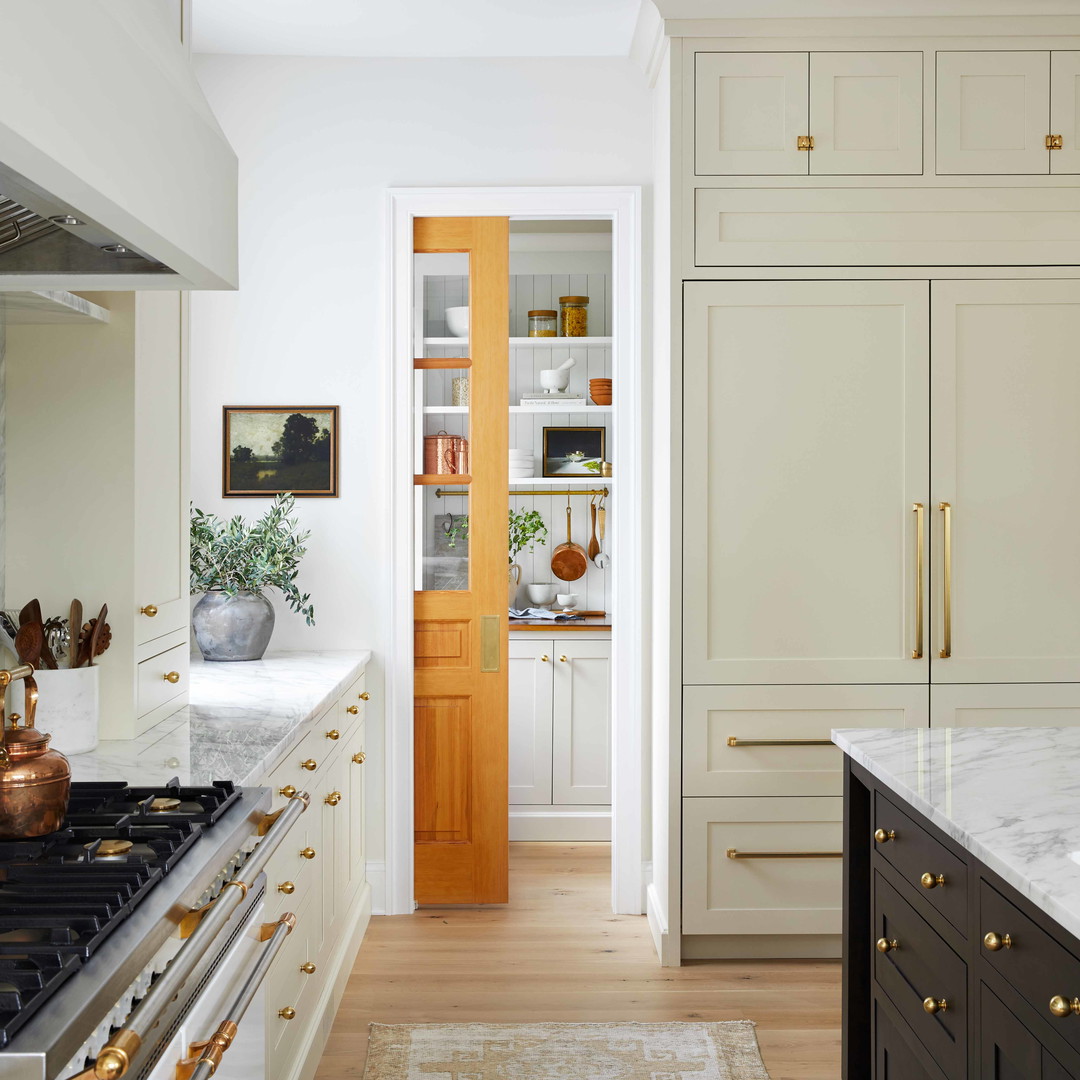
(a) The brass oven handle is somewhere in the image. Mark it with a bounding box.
[726,849,842,859]
[912,502,924,659]
[939,502,952,658]
[727,737,832,748]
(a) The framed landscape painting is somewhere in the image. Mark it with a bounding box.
[223,406,339,497]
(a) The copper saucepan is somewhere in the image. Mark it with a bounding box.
[551,501,588,582]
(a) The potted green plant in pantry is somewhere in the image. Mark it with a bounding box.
[190,493,315,661]
[444,509,549,607]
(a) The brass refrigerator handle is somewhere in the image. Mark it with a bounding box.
[726,737,832,748]
[939,502,952,658]
[726,849,842,860]
[912,503,925,659]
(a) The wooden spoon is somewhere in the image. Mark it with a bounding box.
[14,622,43,669]
[86,605,108,667]
[68,600,83,669]
[587,498,601,561]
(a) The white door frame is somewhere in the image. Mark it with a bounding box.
[385,186,644,916]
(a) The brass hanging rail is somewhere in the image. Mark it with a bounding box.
[435,487,610,499]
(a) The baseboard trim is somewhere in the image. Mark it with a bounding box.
[680,933,842,961]
[646,881,679,967]
[509,809,611,841]
[366,860,386,915]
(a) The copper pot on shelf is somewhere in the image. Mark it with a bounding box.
[423,431,470,475]
[0,665,71,838]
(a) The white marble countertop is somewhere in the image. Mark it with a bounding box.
[70,650,371,787]
[835,726,1080,943]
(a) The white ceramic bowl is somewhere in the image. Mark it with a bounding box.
[556,593,579,610]
[445,306,469,338]
[527,583,557,606]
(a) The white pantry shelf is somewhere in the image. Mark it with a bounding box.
[423,336,612,348]
[422,405,612,415]
[509,476,611,487]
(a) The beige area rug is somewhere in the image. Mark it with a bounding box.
[363,1022,771,1080]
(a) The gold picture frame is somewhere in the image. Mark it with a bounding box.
[223,406,339,497]
[542,426,606,478]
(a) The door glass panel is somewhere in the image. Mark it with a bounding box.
[418,487,469,591]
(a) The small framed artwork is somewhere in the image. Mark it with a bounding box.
[542,426,606,477]
[223,406,339,497]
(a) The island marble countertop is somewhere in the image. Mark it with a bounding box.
[834,726,1080,945]
[69,650,371,787]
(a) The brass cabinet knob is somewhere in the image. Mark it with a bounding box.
[299,847,316,860]
[347,705,360,715]
[876,938,899,954]
[326,728,342,738]
[352,751,366,765]
[300,962,317,975]
[359,692,370,701]
[279,785,298,798]
[1050,995,1080,1018]
[873,828,896,843]
[541,655,550,663]
[559,655,568,662]
[277,881,296,894]
[922,997,948,1015]
[1048,134,1064,150]
[163,671,181,684]
[797,134,814,150]
[300,759,317,771]
[140,604,158,617]
[920,872,946,890]
[984,931,1013,952]
[278,1007,296,1021]
[325,791,342,806]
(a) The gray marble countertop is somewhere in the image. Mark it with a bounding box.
[835,726,1080,943]
[69,650,371,787]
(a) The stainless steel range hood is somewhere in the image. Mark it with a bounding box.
[0,1,238,291]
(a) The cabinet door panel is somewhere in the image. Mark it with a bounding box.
[875,993,946,1080]
[936,52,1050,174]
[932,684,1080,728]
[1051,51,1080,174]
[695,52,809,175]
[810,52,923,175]
[551,641,610,806]
[980,983,1057,1079]
[683,280,930,685]
[931,280,1080,682]
[509,640,553,805]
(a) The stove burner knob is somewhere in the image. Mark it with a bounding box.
[299,847,317,860]
[278,881,296,894]
[300,962,317,975]
[300,759,317,771]
[279,1007,296,1021]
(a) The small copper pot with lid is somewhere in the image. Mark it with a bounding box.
[0,665,71,838]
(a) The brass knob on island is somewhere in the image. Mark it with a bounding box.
[277,881,296,894]
[352,752,366,765]
[347,706,359,715]
[876,938,899,954]
[984,931,1013,952]
[325,791,342,807]
[278,1007,296,1021]
[140,604,158,617]
[922,997,948,1016]
[326,728,341,739]
[299,847,316,860]
[300,962,317,975]
[920,872,946,890]
[359,692,370,701]
[873,828,896,843]
[279,785,298,798]
[163,671,181,684]
[300,759,317,771]
[1050,996,1080,1018]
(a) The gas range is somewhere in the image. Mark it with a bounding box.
[0,778,307,1080]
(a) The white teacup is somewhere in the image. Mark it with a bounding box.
[526,583,557,606]
[556,593,579,610]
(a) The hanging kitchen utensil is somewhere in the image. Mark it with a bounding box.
[594,504,611,569]
[68,600,82,669]
[551,498,588,582]
[587,497,601,560]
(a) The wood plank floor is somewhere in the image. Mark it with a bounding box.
[315,843,841,1080]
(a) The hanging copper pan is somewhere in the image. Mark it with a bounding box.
[551,500,588,581]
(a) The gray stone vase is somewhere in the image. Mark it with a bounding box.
[192,590,276,661]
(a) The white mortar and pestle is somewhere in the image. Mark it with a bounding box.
[539,357,576,394]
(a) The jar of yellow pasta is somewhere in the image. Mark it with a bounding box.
[559,296,589,337]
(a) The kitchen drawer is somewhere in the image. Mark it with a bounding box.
[980,880,1080,1060]
[267,897,318,1065]
[874,790,968,934]
[338,671,369,728]
[136,641,188,717]
[262,818,319,919]
[682,796,842,935]
[874,991,949,1080]
[874,872,967,1078]
[683,685,926,797]
[266,725,334,792]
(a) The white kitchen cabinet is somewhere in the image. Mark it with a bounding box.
[1052,51,1080,173]
[552,641,611,806]
[509,640,553,805]
[682,280,930,685]
[931,683,1080,727]
[931,280,1080,683]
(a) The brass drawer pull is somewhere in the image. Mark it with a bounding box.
[299,847,316,860]
[922,997,948,1015]
[797,134,814,150]
[541,655,550,663]
[326,728,341,739]
[163,671,181,684]
[726,848,842,860]
[300,759,317,771]
[984,931,1013,952]
[352,752,366,765]
[876,938,899,954]
[140,604,158,617]
[1050,996,1080,1018]
[727,736,832,748]
[874,829,896,843]
[277,881,295,895]
[325,791,342,807]
[347,705,360,715]
[920,872,946,890]
[300,962,316,975]
[359,692,370,701]
[278,785,297,798]
[278,1007,296,1021]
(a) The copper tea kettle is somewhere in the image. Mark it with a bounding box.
[0,664,71,838]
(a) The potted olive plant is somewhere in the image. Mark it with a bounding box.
[190,493,315,661]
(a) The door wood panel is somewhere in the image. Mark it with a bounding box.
[508,640,553,806]
[413,217,509,904]
[809,52,923,175]
[936,52,1050,174]
[1051,51,1080,174]
[931,280,1080,683]
[694,52,809,175]
[683,280,930,685]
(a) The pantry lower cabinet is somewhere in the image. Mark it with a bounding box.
[509,635,611,841]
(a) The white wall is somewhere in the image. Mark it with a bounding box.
[189,53,653,887]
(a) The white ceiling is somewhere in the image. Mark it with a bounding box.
[191,0,642,57]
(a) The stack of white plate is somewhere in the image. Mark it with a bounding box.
[509,449,534,478]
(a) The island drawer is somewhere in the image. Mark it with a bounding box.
[873,790,967,934]
[874,872,967,1078]
[980,880,1080,1057]
[874,991,949,1080]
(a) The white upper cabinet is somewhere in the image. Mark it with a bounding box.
[936,52,1050,174]
[683,280,930,685]
[809,52,923,175]
[931,280,1080,683]
[1051,51,1080,174]
[695,52,810,175]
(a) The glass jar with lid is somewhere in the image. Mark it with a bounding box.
[559,296,589,337]
[527,309,557,337]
